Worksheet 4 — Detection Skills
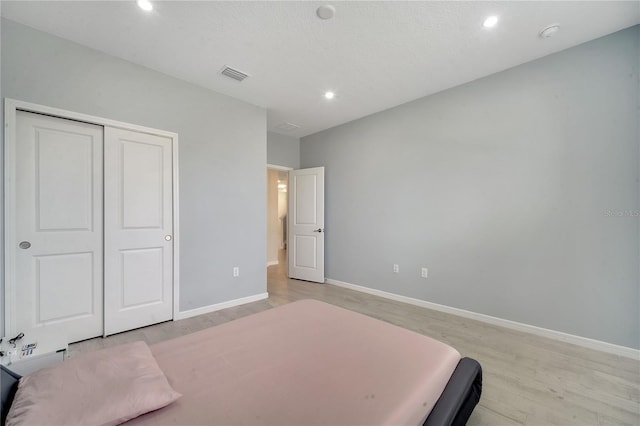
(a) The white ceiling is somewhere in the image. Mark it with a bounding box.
[2,1,639,137]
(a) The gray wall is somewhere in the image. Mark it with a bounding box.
[0,17,4,338]
[301,26,640,349]
[1,19,268,333]
[267,131,300,169]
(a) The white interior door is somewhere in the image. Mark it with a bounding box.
[288,167,325,283]
[14,111,104,343]
[104,127,174,336]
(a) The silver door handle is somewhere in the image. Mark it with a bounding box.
[313,228,324,233]
[165,235,172,241]
[19,241,31,249]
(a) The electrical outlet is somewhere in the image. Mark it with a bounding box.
[421,267,428,278]
[233,267,239,277]
[393,264,399,273]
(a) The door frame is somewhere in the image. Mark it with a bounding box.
[266,164,293,172]
[266,164,293,267]
[3,98,180,336]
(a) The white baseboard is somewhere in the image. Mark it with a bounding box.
[267,261,279,267]
[326,278,640,359]
[175,292,269,320]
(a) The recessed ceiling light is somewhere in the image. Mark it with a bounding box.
[539,24,560,38]
[483,16,499,28]
[316,5,336,20]
[137,0,153,12]
[324,91,335,100]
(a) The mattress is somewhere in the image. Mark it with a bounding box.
[127,299,461,426]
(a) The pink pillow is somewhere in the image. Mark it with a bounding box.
[6,341,181,426]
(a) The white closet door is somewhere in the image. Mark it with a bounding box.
[104,127,174,336]
[14,111,104,343]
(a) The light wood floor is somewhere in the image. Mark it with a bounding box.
[71,255,640,426]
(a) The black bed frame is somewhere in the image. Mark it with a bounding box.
[1,365,20,426]
[1,357,482,426]
[423,357,482,426]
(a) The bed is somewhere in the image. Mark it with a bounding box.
[1,299,482,426]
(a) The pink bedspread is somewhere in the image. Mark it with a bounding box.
[127,300,461,426]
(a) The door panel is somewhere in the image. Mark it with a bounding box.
[104,128,173,336]
[37,132,94,231]
[15,111,104,342]
[122,141,164,228]
[293,236,317,269]
[294,174,317,224]
[288,167,325,283]
[36,253,94,323]
[121,248,164,308]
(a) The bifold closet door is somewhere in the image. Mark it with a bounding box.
[14,111,104,343]
[103,127,174,336]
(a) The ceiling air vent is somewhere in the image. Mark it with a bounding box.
[275,122,301,132]
[220,66,250,82]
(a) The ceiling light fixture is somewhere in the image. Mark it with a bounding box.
[316,5,336,20]
[137,0,153,11]
[324,91,335,100]
[539,24,560,38]
[483,15,499,28]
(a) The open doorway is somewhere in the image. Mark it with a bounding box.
[267,167,289,270]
